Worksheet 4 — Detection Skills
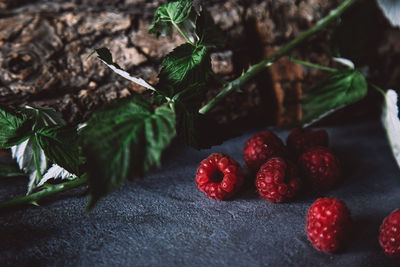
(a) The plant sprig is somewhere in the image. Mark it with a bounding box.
[1,0,374,210]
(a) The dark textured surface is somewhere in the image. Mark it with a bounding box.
[1,120,400,266]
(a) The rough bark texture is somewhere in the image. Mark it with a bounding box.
[0,0,398,126]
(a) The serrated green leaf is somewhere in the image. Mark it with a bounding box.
[174,102,225,149]
[93,48,156,91]
[196,8,226,47]
[301,70,368,126]
[11,137,48,194]
[0,108,31,148]
[81,97,176,209]
[158,43,211,96]
[149,0,193,37]
[35,126,80,175]
[19,106,66,129]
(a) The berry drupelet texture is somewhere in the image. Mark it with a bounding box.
[286,128,329,157]
[243,131,286,174]
[306,197,351,253]
[298,147,341,191]
[196,153,244,200]
[255,157,301,203]
[379,209,400,258]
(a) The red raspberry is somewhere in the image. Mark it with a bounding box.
[379,209,400,258]
[255,157,301,203]
[306,197,351,253]
[243,131,286,174]
[196,153,244,200]
[287,128,328,157]
[298,147,340,191]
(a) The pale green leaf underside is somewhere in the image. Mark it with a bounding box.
[11,138,48,194]
[382,89,400,169]
[94,48,155,91]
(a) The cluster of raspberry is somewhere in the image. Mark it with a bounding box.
[195,128,400,257]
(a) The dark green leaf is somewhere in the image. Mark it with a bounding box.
[19,106,66,129]
[93,47,118,66]
[175,102,225,149]
[158,43,211,96]
[149,0,193,37]
[301,70,368,126]
[0,108,31,148]
[35,126,80,175]
[93,48,156,90]
[0,162,25,178]
[81,97,176,209]
[196,8,226,47]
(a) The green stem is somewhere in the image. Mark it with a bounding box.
[370,83,386,97]
[199,0,358,114]
[287,57,338,73]
[172,21,195,46]
[0,176,88,209]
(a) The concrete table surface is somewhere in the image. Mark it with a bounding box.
[1,120,400,266]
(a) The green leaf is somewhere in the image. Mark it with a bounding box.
[196,8,226,47]
[0,108,31,148]
[0,162,25,178]
[35,126,80,175]
[301,70,368,126]
[92,48,156,91]
[11,137,48,194]
[174,101,225,149]
[149,0,193,37]
[81,97,176,209]
[158,43,211,96]
[19,106,66,129]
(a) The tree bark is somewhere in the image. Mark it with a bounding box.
[0,0,398,126]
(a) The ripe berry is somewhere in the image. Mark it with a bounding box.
[379,209,400,258]
[298,147,340,191]
[255,157,301,203]
[287,128,328,157]
[243,131,286,174]
[306,197,351,253]
[196,153,244,200]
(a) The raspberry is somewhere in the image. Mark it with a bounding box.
[298,147,340,191]
[196,153,244,200]
[287,128,328,157]
[306,197,351,253]
[255,157,301,203]
[379,209,400,258]
[243,131,286,174]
